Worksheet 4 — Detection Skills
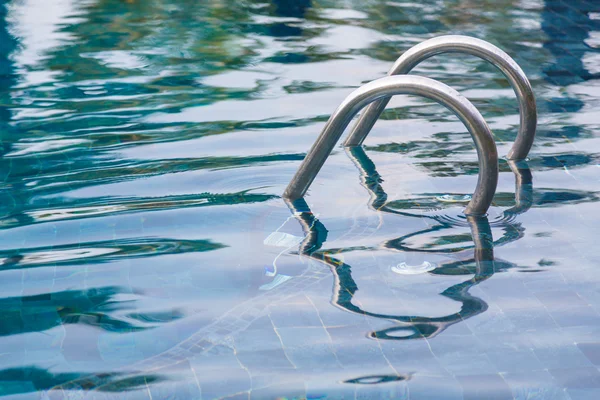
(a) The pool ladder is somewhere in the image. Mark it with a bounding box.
[284,35,537,216]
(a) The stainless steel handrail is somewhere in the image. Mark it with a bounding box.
[505,159,533,216]
[283,75,499,216]
[344,35,537,160]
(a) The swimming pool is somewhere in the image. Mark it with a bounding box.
[1,0,600,398]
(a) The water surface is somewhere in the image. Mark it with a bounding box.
[1,0,600,399]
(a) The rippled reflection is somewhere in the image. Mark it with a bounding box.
[346,145,533,220]
[287,196,525,341]
[0,237,225,270]
[1,286,183,336]
[0,366,162,396]
[280,145,537,341]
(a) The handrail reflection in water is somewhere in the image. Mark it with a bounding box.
[344,35,537,160]
[286,145,533,339]
[285,198,522,340]
[345,146,532,253]
[346,146,533,222]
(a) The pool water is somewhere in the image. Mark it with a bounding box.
[1,0,600,399]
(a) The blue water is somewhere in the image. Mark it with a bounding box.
[1,0,600,399]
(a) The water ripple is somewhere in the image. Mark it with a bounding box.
[0,0,599,398]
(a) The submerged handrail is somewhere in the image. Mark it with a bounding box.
[344,35,537,160]
[505,159,533,216]
[284,75,499,216]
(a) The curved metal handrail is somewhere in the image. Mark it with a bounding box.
[284,75,499,216]
[344,35,537,160]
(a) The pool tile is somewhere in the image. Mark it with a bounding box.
[465,306,518,335]
[233,316,285,353]
[427,334,485,358]
[275,327,341,371]
[306,380,357,399]
[549,367,600,389]
[567,388,600,400]
[223,393,251,400]
[188,344,244,370]
[457,374,513,400]
[268,296,324,328]
[354,381,409,400]
[248,369,298,391]
[312,299,368,327]
[235,349,294,371]
[444,354,499,376]
[379,341,448,377]
[533,343,592,370]
[549,306,600,328]
[577,343,600,366]
[503,370,569,400]
[250,380,306,400]
[440,321,473,336]
[408,375,463,400]
[61,327,103,364]
[188,366,251,400]
[147,377,202,400]
[486,348,544,374]
[333,343,391,370]
[506,307,559,332]
[534,290,589,311]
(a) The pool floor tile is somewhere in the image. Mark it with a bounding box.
[503,370,570,400]
[577,343,600,366]
[457,374,513,400]
[549,367,600,389]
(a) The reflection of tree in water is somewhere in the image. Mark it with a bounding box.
[540,0,600,146]
[0,366,162,396]
[255,0,312,37]
[542,0,600,86]
[272,0,311,18]
[0,237,226,271]
[0,0,322,226]
[0,285,173,393]
[0,0,18,224]
[0,0,322,225]
[0,0,15,123]
[1,286,182,336]
[45,0,314,83]
[0,191,276,233]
